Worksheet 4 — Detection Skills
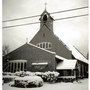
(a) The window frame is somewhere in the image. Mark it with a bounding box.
[36,42,52,49]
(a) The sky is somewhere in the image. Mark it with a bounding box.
[2,0,88,57]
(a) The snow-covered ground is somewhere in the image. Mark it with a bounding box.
[2,79,88,90]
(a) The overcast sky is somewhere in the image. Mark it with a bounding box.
[2,0,88,57]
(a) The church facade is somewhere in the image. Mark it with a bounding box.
[3,9,88,78]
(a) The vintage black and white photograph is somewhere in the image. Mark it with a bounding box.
[2,0,89,90]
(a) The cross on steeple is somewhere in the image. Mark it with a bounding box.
[45,3,47,10]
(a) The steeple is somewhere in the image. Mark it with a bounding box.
[39,6,54,32]
[45,3,47,11]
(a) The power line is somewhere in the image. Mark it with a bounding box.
[55,14,88,21]
[3,22,40,28]
[3,14,88,28]
[3,15,40,22]
[3,6,88,22]
[50,6,88,14]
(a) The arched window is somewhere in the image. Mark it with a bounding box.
[36,42,52,49]
[43,43,45,48]
[49,43,51,48]
[40,43,42,48]
[46,43,48,48]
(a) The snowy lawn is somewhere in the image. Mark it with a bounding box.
[3,79,88,90]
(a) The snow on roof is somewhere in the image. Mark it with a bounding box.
[28,43,56,54]
[9,60,27,62]
[66,44,88,64]
[55,55,67,61]
[32,62,48,65]
[56,59,77,70]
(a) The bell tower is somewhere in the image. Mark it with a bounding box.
[39,9,54,32]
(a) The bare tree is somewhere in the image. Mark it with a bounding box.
[2,45,10,56]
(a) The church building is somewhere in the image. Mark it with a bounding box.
[3,9,88,78]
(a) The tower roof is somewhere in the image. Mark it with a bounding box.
[41,9,50,16]
[40,9,54,21]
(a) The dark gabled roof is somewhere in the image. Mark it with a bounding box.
[40,9,54,21]
[3,43,56,58]
[30,23,54,43]
[41,9,50,16]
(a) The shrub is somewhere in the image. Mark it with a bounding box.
[35,71,59,83]
[25,71,35,76]
[3,72,15,76]
[15,71,36,77]
[3,75,17,83]
[14,76,43,88]
[2,71,59,84]
[45,71,59,83]
[15,71,26,77]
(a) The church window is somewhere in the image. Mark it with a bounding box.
[36,42,52,49]
[21,63,23,71]
[40,43,42,48]
[43,43,45,48]
[49,43,52,48]
[9,60,27,72]
[18,63,20,71]
[11,63,13,72]
[37,44,39,47]
[46,43,48,48]
[14,63,16,72]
